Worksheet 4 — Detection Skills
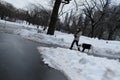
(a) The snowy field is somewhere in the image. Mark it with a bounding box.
[0,20,120,80]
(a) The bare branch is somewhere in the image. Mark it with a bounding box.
[73,0,78,11]
[58,3,66,17]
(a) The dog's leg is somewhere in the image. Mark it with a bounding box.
[88,49,90,53]
[82,48,85,52]
[91,46,94,54]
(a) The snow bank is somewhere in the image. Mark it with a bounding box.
[38,47,120,80]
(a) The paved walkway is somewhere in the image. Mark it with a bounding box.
[0,32,68,80]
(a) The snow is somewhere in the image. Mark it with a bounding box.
[0,19,120,80]
[38,47,120,80]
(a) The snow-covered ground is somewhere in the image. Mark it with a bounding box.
[0,19,120,80]
[38,47,120,80]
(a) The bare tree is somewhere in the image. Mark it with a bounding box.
[106,6,120,40]
[47,0,72,35]
[26,3,51,31]
[0,0,16,20]
[47,0,62,35]
[63,10,73,32]
[82,0,110,37]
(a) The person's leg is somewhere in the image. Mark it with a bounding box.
[76,40,80,51]
[70,40,75,49]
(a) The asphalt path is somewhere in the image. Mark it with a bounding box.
[0,32,68,80]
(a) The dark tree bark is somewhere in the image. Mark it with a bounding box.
[47,0,61,35]
[107,26,117,40]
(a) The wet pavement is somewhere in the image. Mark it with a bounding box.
[0,32,68,80]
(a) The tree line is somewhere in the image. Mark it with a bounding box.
[0,0,51,30]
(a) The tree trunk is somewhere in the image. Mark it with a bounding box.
[98,27,103,39]
[108,31,114,40]
[91,24,95,38]
[47,0,61,35]
[108,26,117,40]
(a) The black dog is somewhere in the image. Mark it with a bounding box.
[81,43,92,52]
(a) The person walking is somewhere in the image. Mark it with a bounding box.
[69,28,82,51]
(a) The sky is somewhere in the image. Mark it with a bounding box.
[4,0,28,8]
[4,0,49,9]
[4,0,120,9]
